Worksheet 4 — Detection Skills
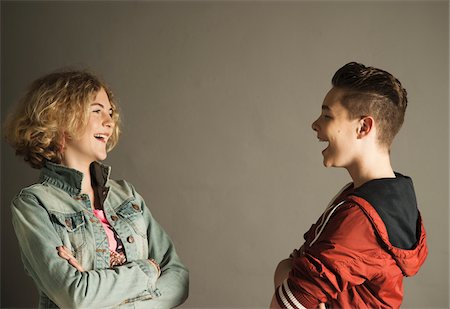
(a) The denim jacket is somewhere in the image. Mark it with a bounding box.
[11,161,189,308]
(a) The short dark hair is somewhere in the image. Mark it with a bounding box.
[332,62,408,147]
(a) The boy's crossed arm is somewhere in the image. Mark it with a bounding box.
[270,247,325,309]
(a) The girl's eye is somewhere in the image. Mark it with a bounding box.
[93,110,101,114]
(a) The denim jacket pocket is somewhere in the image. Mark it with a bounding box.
[116,202,147,238]
[50,211,87,254]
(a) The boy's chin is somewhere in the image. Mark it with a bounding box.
[323,162,333,168]
[322,157,333,168]
[323,158,340,168]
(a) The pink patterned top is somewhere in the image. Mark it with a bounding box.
[93,209,126,267]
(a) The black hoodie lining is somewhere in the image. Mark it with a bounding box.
[351,173,419,250]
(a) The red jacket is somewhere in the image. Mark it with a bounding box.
[276,175,428,309]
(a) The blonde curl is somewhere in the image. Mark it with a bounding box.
[4,70,121,169]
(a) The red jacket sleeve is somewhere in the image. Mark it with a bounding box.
[276,203,389,308]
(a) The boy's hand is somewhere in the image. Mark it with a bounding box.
[274,258,292,288]
[57,246,85,272]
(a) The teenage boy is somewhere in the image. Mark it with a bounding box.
[271,62,428,309]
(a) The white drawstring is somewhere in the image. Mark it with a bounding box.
[310,200,346,247]
[309,183,352,247]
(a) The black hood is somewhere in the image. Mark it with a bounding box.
[351,173,419,250]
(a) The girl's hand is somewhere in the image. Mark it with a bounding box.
[148,258,161,278]
[57,246,85,272]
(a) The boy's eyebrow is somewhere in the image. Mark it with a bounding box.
[322,105,331,111]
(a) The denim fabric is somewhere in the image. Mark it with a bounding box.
[11,161,189,308]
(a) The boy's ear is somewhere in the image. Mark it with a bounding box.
[356,116,374,139]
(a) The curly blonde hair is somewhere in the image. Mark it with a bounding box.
[4,70,121,169]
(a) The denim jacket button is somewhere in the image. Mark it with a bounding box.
[65,219,72,228]
[127,236,134,243]
[111,215,118,221]
[132,204,140,211]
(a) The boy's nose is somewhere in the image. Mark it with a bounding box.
[311,119,319,132]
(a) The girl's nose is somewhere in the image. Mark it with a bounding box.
[103,114,114,128]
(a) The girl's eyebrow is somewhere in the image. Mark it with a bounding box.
[91,102,104,108]
[91,102,113,111]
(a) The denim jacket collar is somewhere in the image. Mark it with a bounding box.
[39,161,112,196]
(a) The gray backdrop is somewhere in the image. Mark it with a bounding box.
[1,1,448,308]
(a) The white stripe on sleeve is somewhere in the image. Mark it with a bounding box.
[282,279,307,309]
[277,284,295,309]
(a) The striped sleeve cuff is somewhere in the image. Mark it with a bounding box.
[276,279,307,309]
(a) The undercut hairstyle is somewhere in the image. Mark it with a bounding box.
[4,70,121,169]
[332,62,408,147]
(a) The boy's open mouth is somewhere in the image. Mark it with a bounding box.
[318,138,329,153]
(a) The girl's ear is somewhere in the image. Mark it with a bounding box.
[60,132,67,152]
[356,116,374,139]
[56,133,67,164]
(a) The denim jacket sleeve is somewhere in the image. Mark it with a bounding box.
[11,186,187,308]
[130,185,189,309]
